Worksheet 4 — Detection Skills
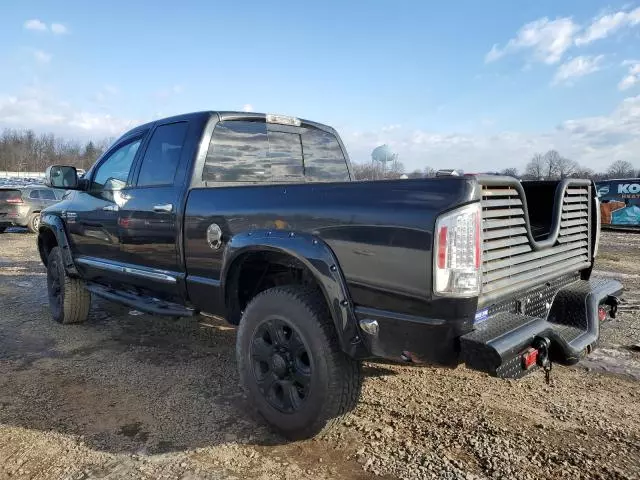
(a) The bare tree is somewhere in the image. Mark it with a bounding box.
[387,159,405,179]
[0,129,108,174]
[407,169,423,179]
[423,166,436,177]
[500,167,519,178]
[543,150,562,179]
[351,162,376,180]
[556,156,578,178]
[570,166,594,179]
[524,153,545,179]
[607,160,636,179]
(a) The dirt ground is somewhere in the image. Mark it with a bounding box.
[0,230,639,480]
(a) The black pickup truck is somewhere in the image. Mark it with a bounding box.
[38,111,622,439]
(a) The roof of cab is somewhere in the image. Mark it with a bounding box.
[119,111,338,140]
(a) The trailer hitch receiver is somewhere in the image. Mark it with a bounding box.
[532,336,552,384]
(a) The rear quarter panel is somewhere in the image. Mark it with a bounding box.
[183,177,479,317]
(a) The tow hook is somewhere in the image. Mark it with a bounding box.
[604,295,621,319]
[532,336,552,385]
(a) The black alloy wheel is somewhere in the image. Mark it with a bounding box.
[236,286,362,439]
[251,317,312,414]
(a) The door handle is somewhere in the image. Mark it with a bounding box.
[103,205,118,212]
[153,203,173,213]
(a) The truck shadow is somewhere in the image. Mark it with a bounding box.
[0,277,367,461]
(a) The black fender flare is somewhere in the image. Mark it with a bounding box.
[221,229,365,357]
[38,213,78,276]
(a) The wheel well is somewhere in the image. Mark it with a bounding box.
[225,251,326,325]
[38,228,58,266]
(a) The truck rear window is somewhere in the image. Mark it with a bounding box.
[203,120,349,184]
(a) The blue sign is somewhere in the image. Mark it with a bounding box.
[597,179,640,229]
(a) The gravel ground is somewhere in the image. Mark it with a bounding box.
[0,229,638,480]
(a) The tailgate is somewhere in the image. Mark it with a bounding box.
[478,178,592,308]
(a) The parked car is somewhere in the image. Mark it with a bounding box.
[0,186,65,233]
[37,111,622,439]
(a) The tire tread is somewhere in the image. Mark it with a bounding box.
[48,246,91,324]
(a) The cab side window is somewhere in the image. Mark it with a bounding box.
[203,121,269,182]
[301,129,349,182]
[137,122,188,187]
[92,139,141,193]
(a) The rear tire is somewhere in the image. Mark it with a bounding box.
[46,246,91,324]
[0,226,6,233]
[27,213,40,233]
[236,285,362,440]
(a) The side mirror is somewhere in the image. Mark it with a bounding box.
[45,165,80,189]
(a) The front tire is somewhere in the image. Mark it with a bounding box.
[27,213,40,233]
[236,286,362,440]
[46,246,91,324]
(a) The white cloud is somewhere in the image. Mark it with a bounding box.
[343,95,640,172]
[23,19,69,34]
[619,61,640,91]
[242,104,254,112]
[0,87,137,137]
[575,7,640,45]
[32,50,52,64]
[381,124,401,132]
[552,55,604,85]
[485,17,579,65]
[24,19,47,31]
[50,23,68,35]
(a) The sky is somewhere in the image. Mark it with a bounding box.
[1,0,640,173]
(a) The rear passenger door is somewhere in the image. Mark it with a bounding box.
[117,121,190,299]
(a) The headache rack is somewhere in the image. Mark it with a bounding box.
[478,177,592,306]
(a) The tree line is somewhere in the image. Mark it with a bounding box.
[352,148,639,181]
[0,129,112,173]
[518,150,639,180]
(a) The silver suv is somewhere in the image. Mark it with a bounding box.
[0,186,64,233]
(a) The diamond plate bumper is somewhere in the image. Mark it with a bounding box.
[460,277,623,378]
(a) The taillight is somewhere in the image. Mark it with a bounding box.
[598,306,607,322]
[521,347,538,370]
[6,197,23,204]
[437,226,448,269]
[433,202,482,297]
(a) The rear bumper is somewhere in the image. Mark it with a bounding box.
[0,209,29,226]
[354,307,465,366]
[356,276,623,378]
[460,277,623,378]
